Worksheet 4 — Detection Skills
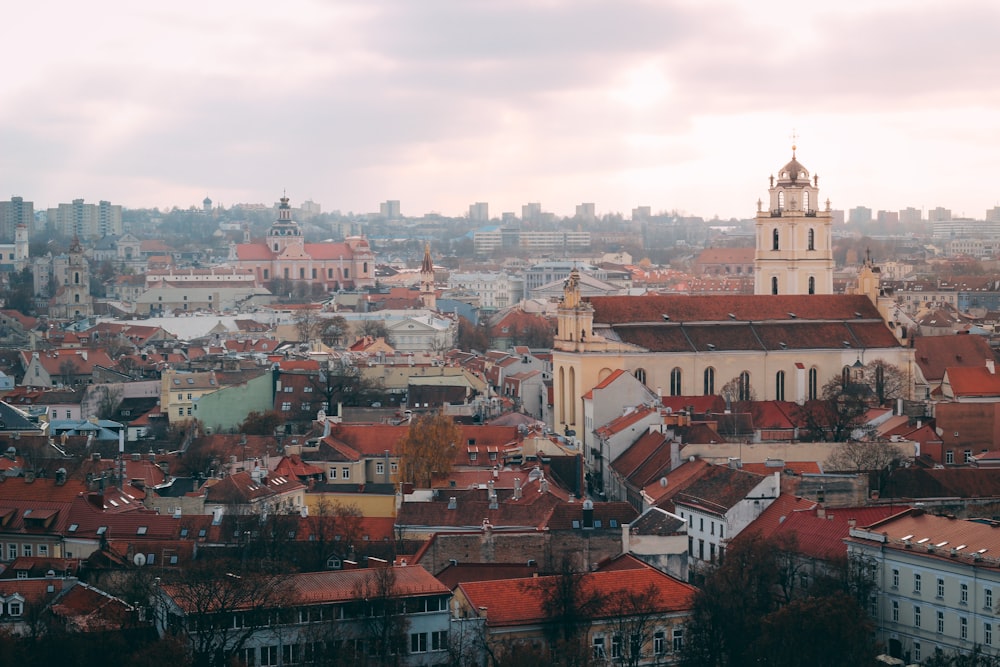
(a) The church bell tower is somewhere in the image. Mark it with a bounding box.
[754,142,835,296]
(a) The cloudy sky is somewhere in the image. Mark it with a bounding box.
[4,0,1000,220]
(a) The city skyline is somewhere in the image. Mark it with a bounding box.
[4,1,1000,220]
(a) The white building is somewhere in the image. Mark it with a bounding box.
[847,509,1000,664]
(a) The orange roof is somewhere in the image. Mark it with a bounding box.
[458,564,695,627]
[945,365,1000,397]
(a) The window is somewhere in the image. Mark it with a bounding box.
[468,451,477,462]
[38,545,48,557]
[986,588,993,610]
[914,573,922,593]
[808,228,815,250]
[635,368,647,386]
[260,646,278,666]
[808,276,815,294]
[672,628,684,652]
[772,228,780,250]
[670,367,682,396]
[946,450,955,464]
[719,525,724,539]
[281,402,292,411]
[8,600,22,616]
[431,630,447,651]
[738,371,751,401]
[653,631,665,655]
[301,403,311,412]
[987,623,993,646]
[22,544,32,557]
[961,616,968,640]
[937,578,945,598]
[710,521,715,535]
[611,635,622,659]
[937,610,944,633]
[410,632,428,653]
[771,276,778,295]
[808,367,818,400]
[775,370,785,401]
[698,539,704,560]
[376,462,385,475]
[914,605,921,627]
[282,645,300,665]
[914,642,921,662]
[892,600,899,622]
[593,636,606,659]
[341,467,350,479]
[961,583,968,604]
[704,367,715,395]
[284,385,294,393]
[699,518,704,531]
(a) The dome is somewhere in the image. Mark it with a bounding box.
[777,155,809,184]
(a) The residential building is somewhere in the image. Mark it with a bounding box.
[0,196,33,240]
[46,199,123,238]
[847,508,1000,663]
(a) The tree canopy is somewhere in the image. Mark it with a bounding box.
[397,411,460,488]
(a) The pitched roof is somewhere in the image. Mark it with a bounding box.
[944,365,1000,397]
[914,334,995,382]
[458,564,695,627]
[767,505,908,561]
[672,464,767,516]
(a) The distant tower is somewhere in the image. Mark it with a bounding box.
[52,235,93,319]
[420,243,436,310]
[754,141,834,296]
[14,223,28,271]
[266,194,303,255]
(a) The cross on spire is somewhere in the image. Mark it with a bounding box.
[790,129,799,157]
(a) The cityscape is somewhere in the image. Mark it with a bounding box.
[5,2,1000,667]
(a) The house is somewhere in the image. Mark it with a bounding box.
[847,508,1000,663]
[941,360,1000,402]
[913,334,996,400]
[453,558,696,666]
[671,464,781,568]
[19,349,115,388]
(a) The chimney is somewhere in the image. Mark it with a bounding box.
[988,359,996,375]
[816,507,826,519]
[513,478,522,500]
[670,439,681,471]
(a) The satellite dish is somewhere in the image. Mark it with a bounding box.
[133,553,147,567]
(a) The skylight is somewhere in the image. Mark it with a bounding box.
[68,523,78,532]
[137,526,147,535]
[96,526,107,535]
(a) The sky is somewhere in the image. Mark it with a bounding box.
[4,0,1000,221]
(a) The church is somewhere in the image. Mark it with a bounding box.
[228,194,376,292]
[550,147,914,437]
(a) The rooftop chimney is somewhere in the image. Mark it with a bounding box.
[513,478,522,500]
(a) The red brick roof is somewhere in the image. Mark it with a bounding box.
[589,294,882,323]
[944,365,1000,397]
[458,564,695,627]
[767,505,908,561]
[914,334,995,382]
[672,464,767,516]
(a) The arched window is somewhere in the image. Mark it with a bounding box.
[808,276,815,295]
[568,367,577,424]
[772,228,780,250]
[775,370,785,401]
[808,368,818,400]
[670,367,682,396]
[803,190,810,212]
[703,367,715,395]
[363,262,369,274]
[771,276,779,295]
[558,367,565,423]
[635,368,647,386]
[778,191,785,210]
[842,365,851,388]
[74,294,80,303]
[808,228,815,251]
[738,371,751,401]
[74,272,80,285]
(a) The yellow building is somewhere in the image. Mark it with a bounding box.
[551,149,915,438]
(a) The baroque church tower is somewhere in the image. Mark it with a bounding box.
[754,144,834,296]
[420,242,436,310]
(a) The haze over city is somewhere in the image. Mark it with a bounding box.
[4,0,1000,219]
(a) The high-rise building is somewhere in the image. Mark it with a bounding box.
[0,196,34,242]
[521,202,542,223]
[848,206,872,225]
[380,200,401,219]
[899,207,922,225]
[46,198,122,238]
[928,206,952,222]
[575,203,596,222]
[987,207,1000,223]
[877,210,899,225]
[631,206,651,221]
[469,202,489,222]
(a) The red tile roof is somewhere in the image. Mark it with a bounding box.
[458,564,695,627]
[914,335,995,382]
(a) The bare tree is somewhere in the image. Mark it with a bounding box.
[858,358,909,405]
[293,307,325,343]
[602,583,667,667]
[58,358,79,386]
[321,315,351,348]
[93,384,124,420]
[156,561,287,667]
[347,567,410,666]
